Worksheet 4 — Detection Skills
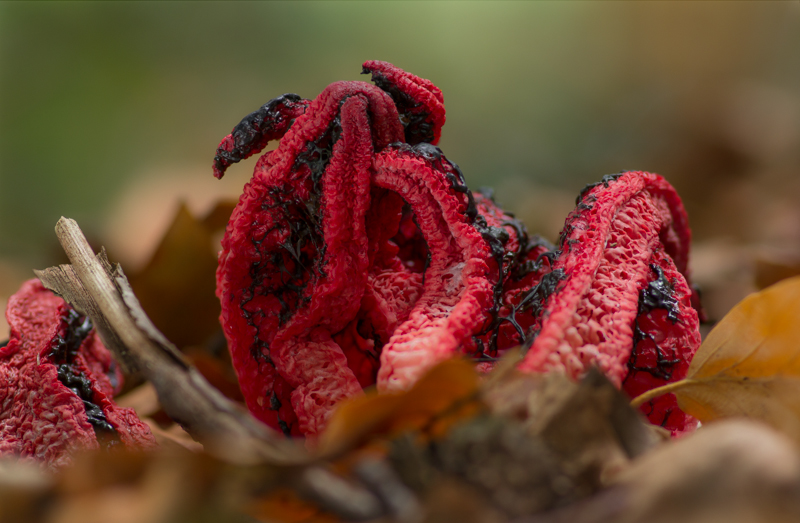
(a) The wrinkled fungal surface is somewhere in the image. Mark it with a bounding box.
[214,61,702,437]
[0,280,156,469]
[517,171,701,434]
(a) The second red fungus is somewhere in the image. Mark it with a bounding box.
[516,171,701,434]
[0,280,156,469]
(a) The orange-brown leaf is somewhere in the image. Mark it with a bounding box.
[127,200,235,353]
[318,358,481,457]
[633,276,800,442]
[248,489,340,523]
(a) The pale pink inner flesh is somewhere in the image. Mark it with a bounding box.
[373,154,494,393]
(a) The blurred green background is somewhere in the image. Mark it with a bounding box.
[0,1,798,281]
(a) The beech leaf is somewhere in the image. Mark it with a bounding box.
[128,202,223,349]
[317,357,481,458]
[632,276,800,441]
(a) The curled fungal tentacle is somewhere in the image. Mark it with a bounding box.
[362,60,446,146]
[216,79,406,435]
[213,94,310,179]
[517,171,701,434]
[372,143,497,392]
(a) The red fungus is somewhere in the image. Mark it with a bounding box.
[213,94,310,180]
[215,62,505,435]
[517,172,701,434]
[0,280,156,468]
[371,143,498,392]
[216,76,404,436]
[214,62,703,437]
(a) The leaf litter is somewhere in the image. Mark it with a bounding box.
[0,185,800,523]
[4,106,800,521]
[0,212,799,522]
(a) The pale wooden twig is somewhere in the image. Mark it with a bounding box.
[35,217,308,466]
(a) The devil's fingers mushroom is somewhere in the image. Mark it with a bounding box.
[0,280,156,469]
[518,171,702,434]
[214,62,703,438]
[215,62,496,436]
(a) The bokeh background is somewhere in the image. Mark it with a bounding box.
[1,1,799,332]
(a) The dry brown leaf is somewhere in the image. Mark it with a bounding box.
[201,200,238,230]
[126,201,245,401]
[0,459,52,523]
[632,276,800,442]
[755,250,800,290]
[385,369,657,520]
[115,383,161,418]
[533,420,800,523]
[610,420,800,523]
[128,202,228,349]
[317,358,481,458]
[48,450,264,523]
[142,418,205,453]
[184,346,245,402]
[248,489,341,523]
[417,479,505,523]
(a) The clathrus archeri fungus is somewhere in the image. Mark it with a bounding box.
[214,61,703,437]
[0,280,156,469]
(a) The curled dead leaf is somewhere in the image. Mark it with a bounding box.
[129,200,235,350]
[611,420,800,523]
[534,420,800,523]
[248,489,341,523]
[317,358,481,458]
[632,276,800,442]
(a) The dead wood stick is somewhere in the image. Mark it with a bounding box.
[35,217,307,466]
